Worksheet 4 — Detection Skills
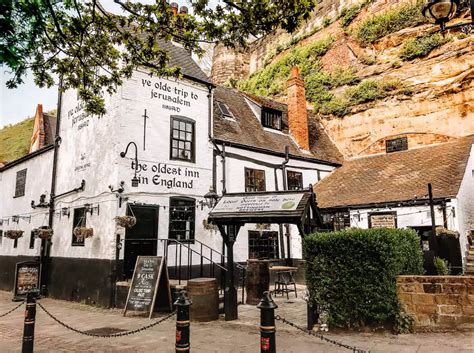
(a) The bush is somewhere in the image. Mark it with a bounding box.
[358,54,376,65]
[339,0,374,28]
[434,256,450,275]
[304,228,423,328]
[399,33,451,60]
[322,17,331,28]
[355,0,426,45]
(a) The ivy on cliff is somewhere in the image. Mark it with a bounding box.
[399,33,451,61]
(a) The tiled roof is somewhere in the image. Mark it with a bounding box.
[43,113,57,145]
[158,40,212,85]
[213,86,343,165]
[314,136,474,208]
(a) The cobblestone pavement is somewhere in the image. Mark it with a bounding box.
[0,290,472,353]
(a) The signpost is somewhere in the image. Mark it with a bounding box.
[13,261,41,301]
[123,256,172,318]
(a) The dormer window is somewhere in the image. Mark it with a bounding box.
[217,102,234,120]
[261,107,282,130]
[386,137,408,153]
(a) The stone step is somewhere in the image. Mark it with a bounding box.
[465,265,474,274]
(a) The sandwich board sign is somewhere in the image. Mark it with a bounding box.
[13,261,41,300]
[123,256,172,318]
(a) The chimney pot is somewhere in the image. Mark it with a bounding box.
[170,2,178,16]
[291,66,299,78]
[179,6,188,14]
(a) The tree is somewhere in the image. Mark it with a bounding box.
[0,0,317,115]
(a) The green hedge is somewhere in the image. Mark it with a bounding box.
[304,228,423,329]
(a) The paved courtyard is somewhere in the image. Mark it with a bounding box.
[0,290,472,352]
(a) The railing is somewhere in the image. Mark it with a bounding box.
[158,238,246,303]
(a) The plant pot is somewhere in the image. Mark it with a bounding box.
[5,230,24,240]
[73,227,94,240]
[38,228,54,240]
[115,216,137,229]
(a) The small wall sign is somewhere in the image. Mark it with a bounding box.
[368,212,397,229]
[13,261,41,300]
[212,193,305,214]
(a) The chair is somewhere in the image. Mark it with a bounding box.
[273,270,297,299]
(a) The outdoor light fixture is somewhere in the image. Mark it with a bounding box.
[61,207,70,217]
[120,141,140,188]
[422,0,474,32]
[203,187,219,209]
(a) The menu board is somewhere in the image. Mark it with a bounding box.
[369,213,397,229]
[14,261,41,299]
[212,193,304,214]
[123,256,172,318]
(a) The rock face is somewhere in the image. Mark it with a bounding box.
[211,0,474,158]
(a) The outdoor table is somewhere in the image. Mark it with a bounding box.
[269,266,298,299]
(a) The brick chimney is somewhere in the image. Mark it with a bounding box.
[30,104,45,153]
[170,2,179,16]
[287,66,309,150]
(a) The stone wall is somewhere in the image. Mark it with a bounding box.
[397,276,474,329]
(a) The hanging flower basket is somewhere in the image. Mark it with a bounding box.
[37,228,54,240]
[435,226,459,238]
[73,227,94,240]
[5,230,24,240]
[115,216,137,229]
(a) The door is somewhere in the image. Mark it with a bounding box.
[123,205,159,279]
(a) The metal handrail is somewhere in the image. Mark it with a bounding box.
[190,238,247,271]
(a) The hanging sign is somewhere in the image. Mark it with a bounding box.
[123,256,172,318]
[13,261,41,300]
[212,193,304,214]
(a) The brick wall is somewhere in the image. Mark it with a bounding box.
[397,276,474,329]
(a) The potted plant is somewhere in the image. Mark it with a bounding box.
[37,227,54,240]
[115,215,137,229]
[73,227,94,240]
[5,230,24,240]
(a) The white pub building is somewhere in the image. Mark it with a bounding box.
[0,41,341,306]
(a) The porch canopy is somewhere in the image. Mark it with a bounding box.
[208,188,323,321]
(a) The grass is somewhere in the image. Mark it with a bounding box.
[0,118,35,163]
[339,0,374,28]
[354,0,426,45]
[399,33,451,60]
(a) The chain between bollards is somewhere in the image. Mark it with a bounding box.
[174,290,192,353]
[257,291,278,353]
[22,292,38,353]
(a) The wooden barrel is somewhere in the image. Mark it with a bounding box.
[245,260,270,305]
[187,278,219,322]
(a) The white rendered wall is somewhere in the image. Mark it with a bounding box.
[0,150,53,257]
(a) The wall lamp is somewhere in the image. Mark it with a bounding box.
[120,142,140,187]
[31,194,50,209]
[199,187,220,209]
[61,207,70,218]
[422,0,474,32]
[84,203,100,215]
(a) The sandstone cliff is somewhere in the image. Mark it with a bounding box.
[211,0,474,158]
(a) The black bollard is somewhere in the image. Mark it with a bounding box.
[22,292,37,353]
[174,290,191,353]
[306,301,319,331]
[257,291,278,353]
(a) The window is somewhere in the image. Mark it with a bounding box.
[261,107,282,130]
[72,207,86,246]
[13,238,18,248]
[245,168,266,192]
[170,117,195,162]
[386,137,408,153]
[29,231,35,249]
[248,231,279,260]
[169,197,195,242]
[0,230,3,246]
[287,171,303,190]
[14,169,27,197]
[217,102,234,120]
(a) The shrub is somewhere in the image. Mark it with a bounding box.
[322,17,331,28]
[339,0,375,28]
[304,228,423,328]
[355,0,426,45]
[358,54,376,65]
[434,256,450,275]
[391,60,402,68]
[344,78,404,105]
[399,33,451,60]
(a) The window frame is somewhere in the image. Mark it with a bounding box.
[0,230,3,246]
[72,207,87,247]
[170,116,196,163]
[217,102,234,120]
[248,230,279,260]
[168,197,196,243]
[29,230,36,249]
[14,168,27,198]
[287,170,303,191]
[385,137,408,153]
[261,107,282,131]
[244,167,266,192]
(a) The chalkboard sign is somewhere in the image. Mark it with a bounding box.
[123,256,172,318]
[13,261,41,300]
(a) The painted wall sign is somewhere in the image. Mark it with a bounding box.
[369,212,397,229]
[66,100,93,131]
[123,256,172,318]
[212,194,304,213]
[13,261,41,299]
[141,78,199,112]
[129,161,202,190]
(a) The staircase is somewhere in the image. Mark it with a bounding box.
[466,245,474,275]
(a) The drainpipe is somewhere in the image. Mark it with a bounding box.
[42,77,63,294]
[274,169,285,259]
[281,146,291,263]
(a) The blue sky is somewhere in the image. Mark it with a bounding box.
[0,0,216,128]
